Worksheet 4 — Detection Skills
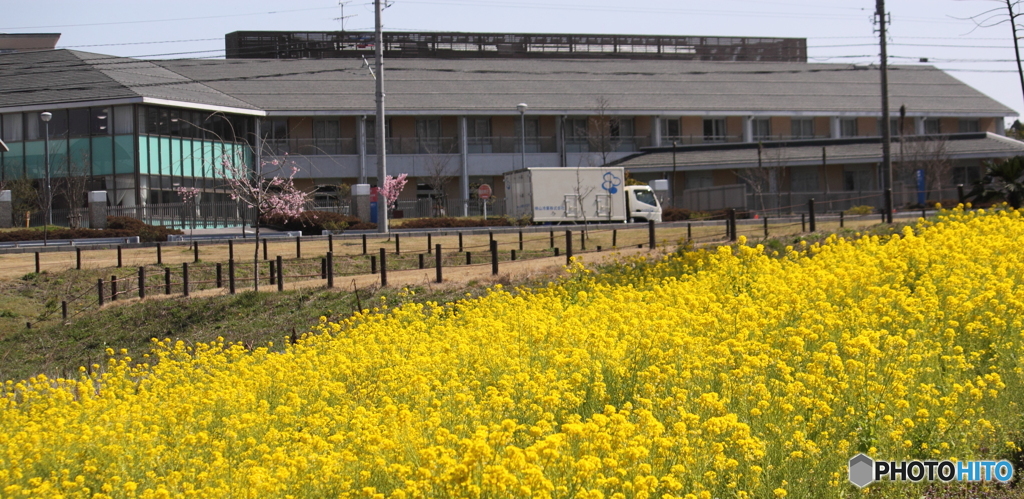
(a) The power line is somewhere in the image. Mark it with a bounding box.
[0,6,347,30]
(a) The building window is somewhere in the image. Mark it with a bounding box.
[959,119,980,133]
[703,118,726,142]
[752,118,771,140]
[843,165,874,191]
[2,114,23,142]
[416,118,442,154]
[660,118,680,145]
[261,118,289,155]
[467,118,492,153]
[313,118,341,154]
[790,166,819,191]
[791,118,814,139]
[877,117,899,136]
[565,118,589,152]
[924,119,941,135]
[365,118,392,154]
[686,171,714,189]
[953,166,981,185]
[609,117,635,151]
[515,117,540,153]
[840,118,858,138]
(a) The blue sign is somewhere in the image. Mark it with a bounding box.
[602,172,622,194]
[370,201,378,224]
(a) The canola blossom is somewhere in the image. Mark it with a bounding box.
[3,207,1024,498]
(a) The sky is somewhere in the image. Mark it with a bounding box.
[4,0,1024,124]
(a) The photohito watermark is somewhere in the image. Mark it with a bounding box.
[848,453,1014,488]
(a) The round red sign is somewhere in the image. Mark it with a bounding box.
[478,184,492,200]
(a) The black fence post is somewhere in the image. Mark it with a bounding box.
[182,263,189,297]
[379,248,388,287]
[518,230,523,251]
[61,300,68,320]
[320,258,327,279]
[76,247,82,270]
[459,232,464,252]
[491,240,499,275]
[263,239,268,260]
[922,207,927,219]
[193,242,199,263]
[958,184,965,203]
[511,249,517,261]
[808,198,816,233]
[565,230,573,265]
[549,230,554,248]
[156,243,162,265]
[296,236,301,259]
[34,252,40,274]
[801,213,806,232]
[111,275,118,301]
[117,245,122,268]
[362,234,367,255]
[228,259,236,295]
[138,267,146,299]
[98,278,104,306]
[164,267,171,295]
[269,260,276,285]
[554,247,560,257]
[216,263,223,287]
[840,211,845,228]
[648,220,656,249]
[328,234,334,254]
[326,252,334,289]
[435,244,443,283]
[686,224,691,242]
[580,230,586,251]
[276,256,283,291]
[228,240,233,261]
[728,209,737,242]
[395,234,400,255]
[763,217,769,238]
[418,253,424,269]
[613,229,618,247]
[466,252,472,265]
[427,233,432,253]
[489,231,494,245]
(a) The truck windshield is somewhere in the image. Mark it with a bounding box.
[633,189,658,206]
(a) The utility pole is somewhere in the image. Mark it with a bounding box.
[374,0,389,234]
[877,0,893,223]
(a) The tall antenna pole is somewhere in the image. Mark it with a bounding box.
[374,0,389,234]
[877,0,893,223]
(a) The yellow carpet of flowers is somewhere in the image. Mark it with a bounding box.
[3,207,1024,498]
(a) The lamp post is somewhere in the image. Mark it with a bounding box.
[40,111,52,246]
[517,103,528,168]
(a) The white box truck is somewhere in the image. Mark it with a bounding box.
[504,167,662,223]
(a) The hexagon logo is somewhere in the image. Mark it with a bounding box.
[849,453,875,488]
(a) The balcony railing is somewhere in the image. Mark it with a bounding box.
[367,137,461,155]
[262,138,358,156]
[564,135,651,153]
[466,136,557,154]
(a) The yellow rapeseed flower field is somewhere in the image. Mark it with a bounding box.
[2,206,1024,498]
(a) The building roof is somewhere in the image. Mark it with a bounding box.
[0,50,262,114]
[0,49,1016,117]
[611,132,1024,172]
[0,33,60,52]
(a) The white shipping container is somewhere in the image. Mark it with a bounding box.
[504,167,629,223]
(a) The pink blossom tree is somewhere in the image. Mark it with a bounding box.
[217,153,309,292]
[381,173,408,217]
[174,186,201,238]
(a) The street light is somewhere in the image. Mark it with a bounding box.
[517,103,528,168]
[40,111,52,245]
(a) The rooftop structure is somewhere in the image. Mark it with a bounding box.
[225,31,807,62]
[0,33,60,54]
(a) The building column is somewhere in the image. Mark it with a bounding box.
[743,116,754,143]
[556,115,565,167]
[358,115,367,184]
[459,116,469,216]
[997,118,1006,135]
[652,116,662,147]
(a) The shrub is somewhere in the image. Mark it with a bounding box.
[844,205,875,215]
[262,211,363,235]
[662,208,692,222]
[396,217,513,229]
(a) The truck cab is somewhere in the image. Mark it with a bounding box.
[625,186,662,223]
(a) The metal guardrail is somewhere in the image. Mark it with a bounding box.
[167,232,303,242]
[0,236,141,249]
